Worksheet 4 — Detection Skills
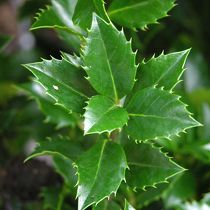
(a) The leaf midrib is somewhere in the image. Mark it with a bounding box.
[128,162,178,170]
[128,113,178,121]
[82,140,107,208]
[155,53,185,87]
[29,66,88,99]
[87,103,116,133]
[97,20,118,101]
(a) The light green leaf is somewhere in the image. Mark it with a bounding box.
[108,0,175,29]
[25,137,83,162]
[76,139,127,210]
[31,0,82,35]
[23,57,88,113]
[73,0,109,29]
[134,50,190,91]
[84,95,128,134]
[82,14,137,101]
[61,52,82,68]
[124,200,135,210]
[126,87,200,141]
[19,82,77,128]
[125,143,185,190]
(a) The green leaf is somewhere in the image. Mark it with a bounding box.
[135,182,170,209]
[181,140,210,164]
[53,156,77,190]
[23,57,88,113]
[84,95,128,134]
[76,139,127,210]
[72,0,109,29]
[124,200,135,210]
[19,82,77,128]
[31,0,82,35]
[125,143,185,190]
[25,137,83,162]
[82,14,137,101]
[134,50,190,91]
[126,87,200,141]
[93,199,121,210]
[163,172,196,208]
[108,0,175,29]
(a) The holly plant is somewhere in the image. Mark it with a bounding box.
[22,0,201,209]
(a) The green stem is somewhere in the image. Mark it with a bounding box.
[57,184,67,210]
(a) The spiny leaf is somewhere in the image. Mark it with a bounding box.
[108,0,176,30]
[134,50,190,91]
[84,95,128,135]
[19,82,77,129]
[72,0,109,29]
[23,57,88,113]
[82,14,137,101]
[31,0,82,34]
[76,139,128,210]
[136,182,171,209]
[61,52,82,68]
[125,143,185,190]
[25,137,83,162]
[126,87,201,141]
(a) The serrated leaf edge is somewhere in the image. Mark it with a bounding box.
[80,14,138,102]
[74,140,128,210]
[83,95,129,135]
[129,142,186,192]
[126,85,202,142]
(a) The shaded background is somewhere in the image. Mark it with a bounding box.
[0,0,210,209]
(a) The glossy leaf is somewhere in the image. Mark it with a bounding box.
[76,139,127,210]
[108,0,175,29]
[84,95,128,134]
[23,57,88,113]
[31,0,82,35]
[134,50,190,91]
[73,0,109,29]
[82,15,137,101]
[20,82,77,128]
[25,137,83,162]
[126,87,200,141]
[125,143,185,190]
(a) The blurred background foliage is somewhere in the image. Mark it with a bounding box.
[0,0,210,209]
